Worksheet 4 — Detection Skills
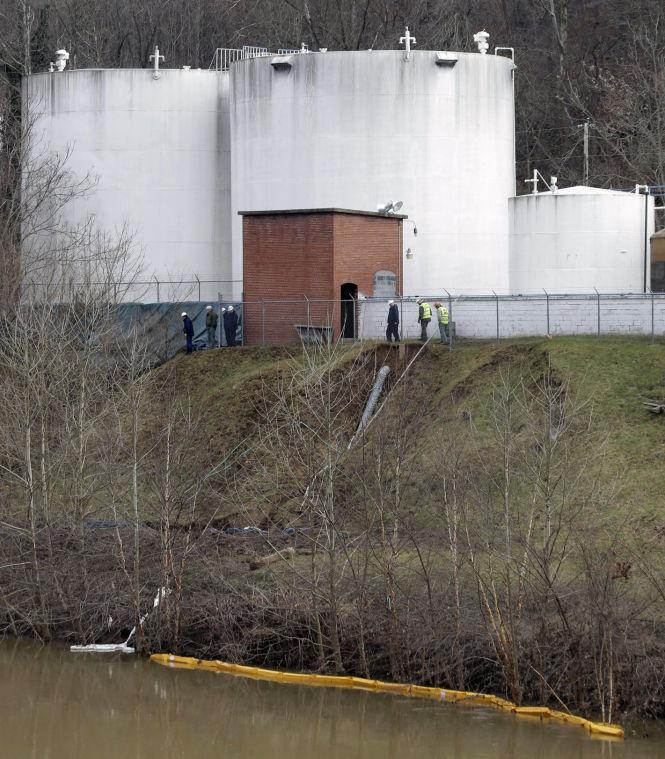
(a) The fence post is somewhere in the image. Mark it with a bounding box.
[651,290,655,344]
[444,288,452,351]
[544,289,550,336]
[195,274,201,302]
[594,287,600,336]
[493,290,499,345]
[305,296,311,336]
[399,296,403,341]
[154,275,160,303]
[218,291,223,347]
[261,299,266,346]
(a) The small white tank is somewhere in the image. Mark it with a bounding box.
[24,68,231,301]
[509,186,655,294]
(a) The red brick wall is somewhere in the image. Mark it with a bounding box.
[242,214,335,345]
[332,213,402,302]
[242,212,403,345]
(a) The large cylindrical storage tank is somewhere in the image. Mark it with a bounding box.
[230,50,515,299]
[24,68,231,301]
[509,187,655,294]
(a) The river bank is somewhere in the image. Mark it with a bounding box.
[1,338,665,721]
[3,640,665,757]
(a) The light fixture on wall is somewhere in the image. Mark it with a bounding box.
[405,248,414,260]
[404,218,418,236]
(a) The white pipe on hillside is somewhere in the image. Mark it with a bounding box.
[348,365,391,449]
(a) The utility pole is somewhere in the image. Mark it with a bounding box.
[578,118,592,185]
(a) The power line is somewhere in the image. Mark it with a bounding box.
[515,125,580,135]
[517,148,665,164]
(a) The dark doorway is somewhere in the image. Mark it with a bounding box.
[340,283,358,338]
[653,261,665,292]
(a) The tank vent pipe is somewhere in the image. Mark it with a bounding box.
[150,45,165,79]
[473,30,490,54]
[348,365,391,449]
[53,49,69,72]
[399,26,416,61]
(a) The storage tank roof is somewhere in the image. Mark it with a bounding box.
[513,185,638,200]
[552,185,632,196]
[239,208,407,219]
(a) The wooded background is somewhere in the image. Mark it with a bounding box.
[1,0,664,194]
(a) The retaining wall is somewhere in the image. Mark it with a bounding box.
[358,294,665,340]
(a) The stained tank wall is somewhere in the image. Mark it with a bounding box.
[24,68,231,300]
[230,50,516,299]
[509,188,655,294]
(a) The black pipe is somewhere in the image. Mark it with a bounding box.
[644,188,650,293]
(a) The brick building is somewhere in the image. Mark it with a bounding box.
[240,209,404,345]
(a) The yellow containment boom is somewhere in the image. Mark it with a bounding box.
[149,653,624,739]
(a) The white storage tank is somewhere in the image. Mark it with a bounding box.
[24,68,232,301]
[230,50,516,299]
[509,187,655,294]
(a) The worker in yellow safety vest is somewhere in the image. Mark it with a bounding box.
[417,298,431,341]
[434,302,449,344]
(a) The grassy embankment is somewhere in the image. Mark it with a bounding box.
[153,336,665,521]
[5,335,665,720]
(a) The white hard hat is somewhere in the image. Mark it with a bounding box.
[206,305,212,310]
[417,298,423,304]
[181,312,187,317]
[228,305,234,312]
[221,307,226,311]
[388,300,394,305]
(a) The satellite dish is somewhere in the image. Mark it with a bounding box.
[392,201,403,213]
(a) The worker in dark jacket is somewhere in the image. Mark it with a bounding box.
[386,300,399,342]
[417,298,432,341]
[205,305,218,348]
[223,305,239,347]
[182,311,194,354]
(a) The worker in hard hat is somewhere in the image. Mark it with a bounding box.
[434,301,449,344]
[223,305,239,347]
[386,300,399,342]
[205,305,218,348]
[417,298,431,341]
[182,311,194,354]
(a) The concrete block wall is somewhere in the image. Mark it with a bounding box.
[357,295,665,341]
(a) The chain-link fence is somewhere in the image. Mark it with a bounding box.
[237,292,665,347]
[22,290,665,362]
[24,278,235,305]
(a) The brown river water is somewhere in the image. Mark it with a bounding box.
[1,641,664,758]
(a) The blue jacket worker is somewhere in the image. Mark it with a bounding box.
[182,312,194,354]
[386,300,399,342]
[223,305,239,347]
